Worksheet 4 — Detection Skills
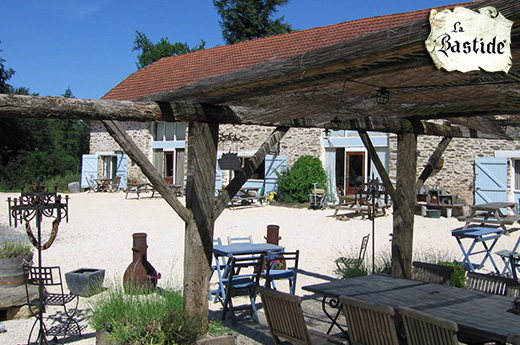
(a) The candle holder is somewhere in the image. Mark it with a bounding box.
[7,178,69,345]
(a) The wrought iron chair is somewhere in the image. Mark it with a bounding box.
[24,265,81,343]
[110,176,121,192]
[221,254,264,325]
[258,287,346,345]
[339,295,400,345]
[227,235,254,245]
[399,306,459,345]
[411,261,454,286]
[466,271,520,297]
[264,250,299,295]
[335,234,370,270]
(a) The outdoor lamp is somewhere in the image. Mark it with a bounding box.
[374,87,390,105]
[323,128,331,139]
[330,116,342,131]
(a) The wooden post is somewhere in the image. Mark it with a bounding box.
[358,130,396,201]
[391,132,417,278]
[184,121,218,328]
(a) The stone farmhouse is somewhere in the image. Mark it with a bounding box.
[84,1,520,206]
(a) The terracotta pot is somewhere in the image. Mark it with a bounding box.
[95,330,237,345]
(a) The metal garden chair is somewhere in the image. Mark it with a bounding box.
[227,235,254,245]
[264,250,299,295]
[221,254,264,325]
[334,234,369,270]
[24,265,81,344]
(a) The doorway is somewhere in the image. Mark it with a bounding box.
[345,152,365,195]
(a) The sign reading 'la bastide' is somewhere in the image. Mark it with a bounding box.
[425,6,513,73]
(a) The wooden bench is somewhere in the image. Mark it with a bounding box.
[125,182,156,199]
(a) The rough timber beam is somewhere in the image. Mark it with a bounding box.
[0,94,241,123]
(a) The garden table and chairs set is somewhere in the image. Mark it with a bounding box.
[210,236,299,325]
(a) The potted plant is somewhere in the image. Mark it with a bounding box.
[0,241,33,287]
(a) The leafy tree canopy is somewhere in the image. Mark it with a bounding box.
[213,0,293,44]
[132,30,206,69]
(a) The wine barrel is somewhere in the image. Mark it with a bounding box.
[0,255,32,287]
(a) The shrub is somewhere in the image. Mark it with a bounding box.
[276,155,327,203]
[88,282,204,344]
[0,241,33,259]
[439,261,467,288]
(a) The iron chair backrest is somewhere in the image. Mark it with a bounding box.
[399,306,459,345]
[334,234,370,270]
[466,271,520,296]
[264,250,299,294]
[412,261,454,286]
[227,235,254,245]
[25,265,66,294]
[339,295,400,345]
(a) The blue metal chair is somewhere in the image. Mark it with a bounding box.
[264,250,299,295]
[227,235,253,245]
[221,254,264,325]
[210,237,225,302]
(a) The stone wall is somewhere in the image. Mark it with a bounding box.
[90,122,323,183]
[89,121,152,181]
[389,134,520,205]
[217,124,322,167]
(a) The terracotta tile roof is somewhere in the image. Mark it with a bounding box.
[102,2,476,101]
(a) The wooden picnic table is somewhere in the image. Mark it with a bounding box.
[459,202,520,231]
[125,181,155,199]
[217,188,267,208]
[94,178,111,192]
[303,273,520,343]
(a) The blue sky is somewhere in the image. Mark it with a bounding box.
[1,0,465,99]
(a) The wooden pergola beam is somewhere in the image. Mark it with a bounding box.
[0,94,509,139]
[102,120,192,223]
[416,137,453,194]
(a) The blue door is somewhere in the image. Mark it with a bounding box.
[474,157,508,204]
[81,154,98,188]
[116,154,128,189]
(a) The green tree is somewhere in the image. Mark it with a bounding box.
[0,45,14,94]
[213,0,293,44]
[132,30,206,69]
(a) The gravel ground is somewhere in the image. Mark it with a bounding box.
[0,191,511,344]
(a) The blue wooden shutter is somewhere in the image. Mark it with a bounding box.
[81,154,98,188]
[475,157,508,204]
[264,155,287,193]
[116,154,128,189]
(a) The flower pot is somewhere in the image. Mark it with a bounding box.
[0,255,32,288]
[65,268,105,297]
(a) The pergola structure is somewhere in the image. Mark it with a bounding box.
[1,0,520,325]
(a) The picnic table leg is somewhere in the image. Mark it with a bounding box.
[320,296,350,339]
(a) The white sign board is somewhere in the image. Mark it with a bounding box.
[425,6,513,73]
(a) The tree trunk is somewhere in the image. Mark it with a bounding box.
[391,133,417,278]
[184,121,218,329]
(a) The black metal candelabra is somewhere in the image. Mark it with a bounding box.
[365,176,386,273]
[7,179,68,345]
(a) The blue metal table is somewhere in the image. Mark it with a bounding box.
[451,226,504,273]
[212,243,284,302]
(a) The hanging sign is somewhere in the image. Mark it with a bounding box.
[425,6,513,73]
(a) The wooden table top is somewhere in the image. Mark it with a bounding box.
[303,274,520,342]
